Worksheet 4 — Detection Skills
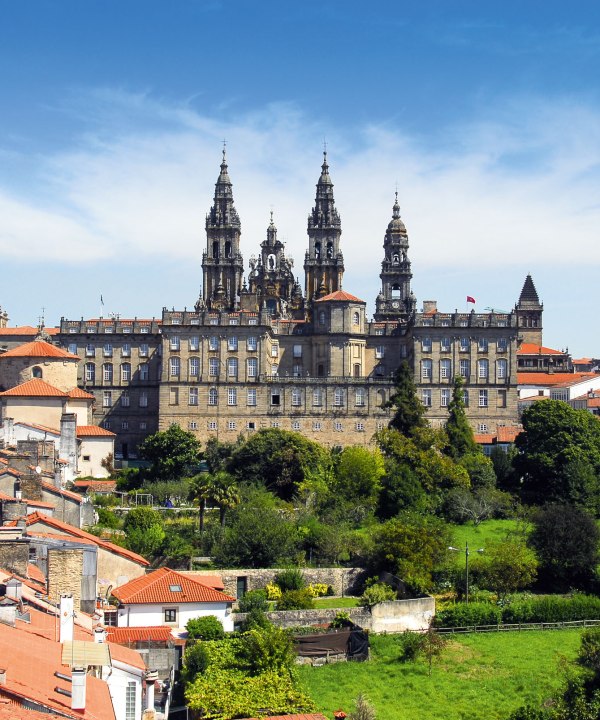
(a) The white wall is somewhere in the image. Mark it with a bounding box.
[116,601,233,632]
[102,660,143,720]
[519,376,600,401]
[79,436,114,478]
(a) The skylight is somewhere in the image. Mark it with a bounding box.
[169,584,182,592]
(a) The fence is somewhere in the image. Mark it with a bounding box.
[436,619,600,635]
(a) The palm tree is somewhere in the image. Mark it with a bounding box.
[189,472,215,534]
[209,471,240,527]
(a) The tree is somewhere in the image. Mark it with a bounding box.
[332,446,385,520]
[420,626,447,677]
[209,472,240,526]
[369,513,453,593]
[123,506,165,557]
[139,424,201,480]
[444,486,511,526]
[384,361,428,436]
[445,376,478,459]
[529,503,600,591]
[348,693,376,720]
[227,429,329,501]
[189,473,215,534]
[515,401,600,509]
[475,536,538,598]
[237,624,296,676]
[186,615,225,641]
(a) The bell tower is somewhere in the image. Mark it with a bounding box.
[304,152,344,304]
[200,147,244,311]
[515,274,543,345]
[374,193,416,322]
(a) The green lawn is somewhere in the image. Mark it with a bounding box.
[298,630,582,720]
[450,519,525,563]
[312,597,361,609]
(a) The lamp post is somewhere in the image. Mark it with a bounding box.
[448,541,484,604]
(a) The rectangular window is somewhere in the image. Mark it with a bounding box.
[293,344,302,358]
[355,388,365,407]
[271,421,280,428]
[313,421,322,431]
[164,608,177,624]
[271,363,279,376]
[375,346,385,359]
[291,388,302,406]
[334,388,345,406]
[139,391,148,407]
[441,388,450,407]
[229,317,239,325]
[121,343,131,357]
[103,364,113,382]
[292,421,301,430]
[460,337,469,352]
[121,363,131,382]
[478,359,489,378]
[139,363,149,381]
[247,336,258,351]
[189,387,198,405]
[189,357,200,377]
[209,336,219,351]
[497,359,507,380]
[293,364,302,377]
[208,388,218,405]
[248,317,258,325]
[169,388,179,405]
[422,337,432,352]
[227,357,238,377]
[460,359,470,378]
[375,328,384,336]
[335,421,343,432]
[121,391,130,407]
[228,388,237,406]
[247,421,256,430]
[208,421,217,430]
[479,389,488,407]
[209,316,219,325]
[478,338,488,352]
[228,336,238,351]
[440,359,451,379]
[209,358,219,376]
[497,338,508,352]
[139,421,147,430]
[421,389,432,407]
[422,360,432,379]
[497,389,507,408]
[103,391,112,407]
[441,337,450,352]
[189,421,198,430]
[68,343,77,355]
[189,336,199,351]
[121,420,129,431]
[139,343,149,357]
[462,390,469,407]
[271,344,279,357]
[103,343,113,357]
[356,422,365,432]
[85,344,95,357]
[478,423,488,433]
[271,390,280,406]
[313,388,323,406]
[228,421,237,431]
[247,388,257,406]
[140,326,149,334]
[170,357,180,376]
[85,363,95,382]
[125,681,136,720]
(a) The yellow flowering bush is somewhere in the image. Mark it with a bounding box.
[306,583,330,598]
[265,582,282,601]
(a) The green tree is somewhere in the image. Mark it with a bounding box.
[529,503,600,591]
[181,642,210,684]
[186,616,225,641]
[209,472,240,526]
[237,624,296,676]
[189,473,215,534]
[123,506,165,557]
[445,376,478,459]
[420,626,447,677]
[227,429,329,501]
[332,446,385,521]
[369,513,453,593]
[139,424,201,480]
[385,361,428,436]
[515,401,600,509]
[475,536,538,598]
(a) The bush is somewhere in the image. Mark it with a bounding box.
[274,568,306,592]
[398,630,423,662]
[265,582,282,601]
[434,601,502,628]
[186,615,226,641]
[331,611,352,629]
[181,642,210,684]
[242,609,272,632]
[238,589,269,614]
[360,582,396,609]
[237,624,296,676]
[96,507,121,529]
[501,594,600,624]
[276,589,315,610]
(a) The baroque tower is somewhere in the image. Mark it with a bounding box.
[200,148,244,311]
[374,193,416,322]
[515,274,543,346]
[304,152,344,303]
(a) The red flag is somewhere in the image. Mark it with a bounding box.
[466,296,476,304]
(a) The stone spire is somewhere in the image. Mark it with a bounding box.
[515,273,543,346]
[304,151,344,304]
[374,192,415,322]
[201,147,244,311]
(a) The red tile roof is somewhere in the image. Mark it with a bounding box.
[41,482,84,504]
[112,567,236,605]
[67,388,95,400]
[0,622,115,720]
[0,379,68,398]
[0,492,54,510]
[106,626,174,644]
[497,426,522,443]
[0,340,78,360]
[21,512,149,566]
[182,573,225,590]
[518,343,564,356]
[0,703,64,720]
[518,372,598,387]
[0,327,59,337]
[14,421,60,436]
[76,425,116,437]
[72,479,117,492]
[314,290,364,303]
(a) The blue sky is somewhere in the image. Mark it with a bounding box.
[1,1,600,355]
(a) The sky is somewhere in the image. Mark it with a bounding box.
[1,1,600,356]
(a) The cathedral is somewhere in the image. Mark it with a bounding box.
[52,150,536,459]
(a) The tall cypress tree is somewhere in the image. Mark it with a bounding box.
[385,361,428,436]
[445,376,478,458]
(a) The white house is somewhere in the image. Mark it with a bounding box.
[112,567,237,633]
[518,371,600,404]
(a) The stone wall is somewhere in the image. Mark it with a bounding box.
[0,539,29,577]
[48,548,83,609]
[189,567,367,599]
[234,597,435,634]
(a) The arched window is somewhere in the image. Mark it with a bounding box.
[247,357,257,378]
[326,241,333,258]
[317,363,325,377]
[32,366,42,379]
[440,359,452,379]
[319,311,326,326]
[312,387,323,406]
[354,363,361,378]
[477,359,489,379]
[121,363,131,382]
[225,241,231,258]
[334,388,345,406]
[208,387,218,406]
[392,284,401,299]
[377,389,386,407]
[291,387,302,406]
[497,358,507,380]
[355,388,365,407]
[212,241,219,258]
[315,242,321,259]
[421,359,432,379]
[353,311,360,325]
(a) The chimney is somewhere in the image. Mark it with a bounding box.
[0,668,6,686]
[59,594,74,643]
[59,414,78,478]
[71,667,86,711]
[145,669,158,712]
[14,479,22,501]
[0,605,16,627]
[422,300,437,314]
[5,577,23,601]
[93,627,106,643]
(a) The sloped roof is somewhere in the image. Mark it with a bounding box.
[518,343,564,356]
[0,327,59,337]
[181,573,225,590]
[0,622,115,720]
[0,340,78,360]
[314,290,364,303]
[106,626,174,644]
[76,425,116,437]
[67,388,95,400]
[14,421,60,436]
[0,379,67,398]
[20,512,149,566]
[72,479,117,492]
[518,372,598,387]
[112,567,236,605]
[518,274,540,304]
[41,482,84,504]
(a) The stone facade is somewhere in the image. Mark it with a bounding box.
[0,538,29,577]
[47,547,84,608]
[55,152,529,458]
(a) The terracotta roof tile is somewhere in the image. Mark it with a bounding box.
[314,290,364,303]
[106,626,174,644]
[0,327,58,337]
[0,703,64,720]
[0,379,67,398]
[76,425,116,437]
[67,388,95,400]
[41,482,83,504]
[181,573,225,590]
[0,340,78,360]
[518,372,598,387]
[14,422,60,436]
[72,479,117,492]
[517,343,564,355]
[112,567,236,605]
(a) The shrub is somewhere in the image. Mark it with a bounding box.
[398,630,423,662]
[181,642,210,684]
[242,608,272,632]
[186,615,226,641]
[265,582,282,601]
[237,624,296,676]
[238,589,269,614]
[274,568,306,592]
[306,583,330,598]
[501,594,600,624]
[434,601,502,628]
[276,589,315,611]
[96,508,121,529]
[360,582,396,609]
[331,611,352,629]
